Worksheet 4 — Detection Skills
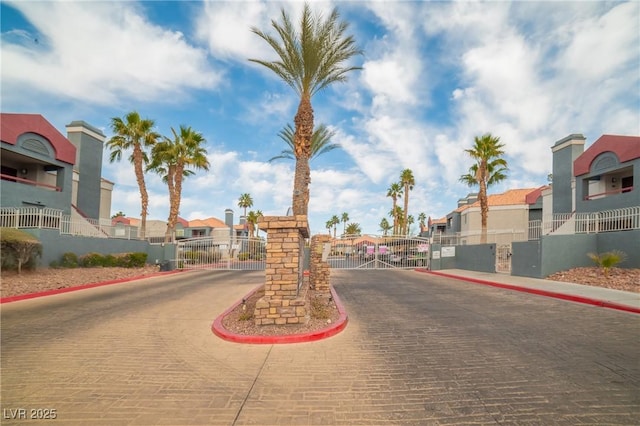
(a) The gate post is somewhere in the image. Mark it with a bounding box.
[254,216,310,326]
[310,234,331,293]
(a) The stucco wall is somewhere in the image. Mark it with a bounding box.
[512,240,543,278]
[22,229,163,267]
[540,234,598,277]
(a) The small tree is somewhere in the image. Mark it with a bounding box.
[587,250,627,278]
[1,228,42,274]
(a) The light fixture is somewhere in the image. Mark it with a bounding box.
[611,177,617,183]
[20,168,28,175]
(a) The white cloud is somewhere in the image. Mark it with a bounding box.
[1,1,220,106]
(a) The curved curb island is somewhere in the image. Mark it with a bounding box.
[212,285,348,344]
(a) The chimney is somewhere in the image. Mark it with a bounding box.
[65,121,106,220]
[551,134,585,215]
[225,209,234,236]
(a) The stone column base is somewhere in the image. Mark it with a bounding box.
[254,282,310,326]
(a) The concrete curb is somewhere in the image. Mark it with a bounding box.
[417,269,640,315]
[0,269,185,304]
[211,285,348,344]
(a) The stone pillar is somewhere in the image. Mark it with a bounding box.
[310,234,331,293]
[254,215,310,326]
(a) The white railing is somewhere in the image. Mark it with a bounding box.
[432,229,528,246]
[529,206,640,240]
[0,207,62,229]
[0,207,142,240]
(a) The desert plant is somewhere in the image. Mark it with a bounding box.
[587,250,627,277]
[0,228,42,273]
[60,252,79,268]
[79,252,105,267]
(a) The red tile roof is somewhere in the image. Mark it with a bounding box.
[574,134,640,176]
[0,113,76,165]
[189,217,227,228]
[461,188,539,210]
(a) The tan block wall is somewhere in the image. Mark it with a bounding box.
[310,234,331,293]
[254,216,310,326]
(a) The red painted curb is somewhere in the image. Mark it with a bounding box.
[417,269,640,315]
[0,269,185,304]
[212,286,348,344]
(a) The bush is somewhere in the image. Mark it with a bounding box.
[79,252,105,267]
[110,252,148,268]
[587,250,627,277]
[238,252,250,261]
[60,252,79,268]
[0,228,42,273]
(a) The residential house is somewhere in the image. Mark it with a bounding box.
[1,113,113,226]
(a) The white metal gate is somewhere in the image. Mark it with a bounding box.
[496,244,512,274]
[176,236,266,270]
[327,235,430,269]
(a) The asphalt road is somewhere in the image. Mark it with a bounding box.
[1,269,638,425]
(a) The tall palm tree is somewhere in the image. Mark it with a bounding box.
[341,212,349,236]
[399,169,415,235]
[330,214,340,238]
[250,3,362,216]
[386,182,403,235]
[406,214,415,235]
[459,133,508,244]
[107,111,160,240]
[325,220,333,236]
[238,193,253,217]
[418,212,427,234]
[379,218,392,236]
[147,125,210,242]
[388,205,404,236]
[246,210,259,237]
[269,123,339,162]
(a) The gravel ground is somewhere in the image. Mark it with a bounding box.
[546,267,640,293]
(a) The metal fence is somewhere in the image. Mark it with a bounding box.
[528,206,640,240]
[175,236,266,271]
[0,207,141,240]
[327,235,430,269]
[432,229,528,246]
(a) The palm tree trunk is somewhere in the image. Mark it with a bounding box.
[292,95,314,216]
[479,166,488,244]
[133,146,148,240]
[164,165,177,243]
[403,187,409,235]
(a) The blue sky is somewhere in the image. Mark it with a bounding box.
[2,1,639,235]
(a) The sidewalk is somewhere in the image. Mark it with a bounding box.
[419,268,640,314]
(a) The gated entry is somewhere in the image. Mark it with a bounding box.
[176,236,266,270]
[327,235,430,269]
[496,244,512,274]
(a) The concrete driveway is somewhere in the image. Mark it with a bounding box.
[2,269,638,425]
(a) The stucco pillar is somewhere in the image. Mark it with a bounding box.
[254,215,310,326]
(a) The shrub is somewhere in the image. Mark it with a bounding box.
[0,228,42,273]
[60,252,79,268]
[103,254,117,267]
[587,250,627,277]
[238,252,250,261]
[110,252,148,268]
[126,252,147,268]
[79,252,105,267]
